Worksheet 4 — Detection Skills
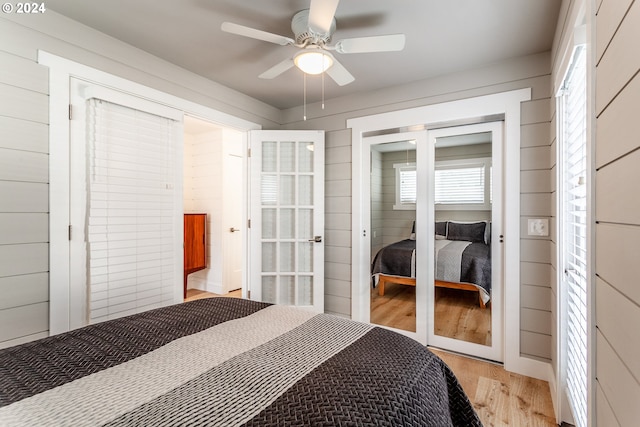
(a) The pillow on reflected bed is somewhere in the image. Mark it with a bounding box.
[447,221,487,243]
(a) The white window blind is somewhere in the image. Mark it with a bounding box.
[393,163,416,209]
[394,158,491,210]
[399,168,417,204]
[561,45,587,427]
[434,163,485,204]
[86,98,179,323]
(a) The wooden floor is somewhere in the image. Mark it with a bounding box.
[434,287,492,345]
[370,281,417,332]
[370,281,491,345]
[431,348,557,426]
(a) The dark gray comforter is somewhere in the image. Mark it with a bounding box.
[372,239,492,296]
[0,298,482,426]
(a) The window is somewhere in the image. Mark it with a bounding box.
[559,45,588,427]
[393,162,416,209]
[394,158,491,210]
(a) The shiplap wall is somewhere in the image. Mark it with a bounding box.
[0,12,279,348]
[370,150,383,257]
[520,97,555,363]
[594,0,640,425]
[324,129,352,317]
[380,150,416,246]
[284,52,554,361]
[0,45,50,348]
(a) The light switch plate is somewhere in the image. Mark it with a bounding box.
[527,218,549,236]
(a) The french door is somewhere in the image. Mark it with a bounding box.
[248,130,325,312]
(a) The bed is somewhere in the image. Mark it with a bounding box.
[0,297,481,426]
[371,221,491,308]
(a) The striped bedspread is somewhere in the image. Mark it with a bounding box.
[0,298,481,426]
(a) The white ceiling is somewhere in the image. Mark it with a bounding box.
[47,0,561,110]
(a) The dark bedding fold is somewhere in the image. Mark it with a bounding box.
[244,327,481,427]
[371,239,416,278]
[460,242,491,294]
[0,298,270,407]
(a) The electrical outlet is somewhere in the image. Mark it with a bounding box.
[527,218,549,236]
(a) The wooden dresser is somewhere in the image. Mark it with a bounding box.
[184,213,206,298]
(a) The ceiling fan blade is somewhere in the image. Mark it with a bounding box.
[326,58,354,86]
[221,22,294,46]
[259,58,295,79]
[308,0,340,34]
[334,34,406,54]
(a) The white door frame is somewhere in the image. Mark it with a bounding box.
[40,51,261,335]
[363,131,428,344]
[425,122,503,362]
[348,89,552,382]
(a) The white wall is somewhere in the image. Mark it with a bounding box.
[184,128,243,295]
[0,12,279,348]
[284,52,555,363]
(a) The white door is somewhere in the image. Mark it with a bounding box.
[425,122,503,362]
[248,130,324,312]
[223,153,243,292]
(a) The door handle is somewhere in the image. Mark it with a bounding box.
[230,227,240,233]
[308,236,322,243]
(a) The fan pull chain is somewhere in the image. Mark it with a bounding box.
[303,73,307,121]
[322,56,326,110]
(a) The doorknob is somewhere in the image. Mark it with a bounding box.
[308,236,322,243]
[230,227,240,233]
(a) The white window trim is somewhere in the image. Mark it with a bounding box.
[552,1,596,425]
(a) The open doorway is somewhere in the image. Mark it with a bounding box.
[183,116,244,300]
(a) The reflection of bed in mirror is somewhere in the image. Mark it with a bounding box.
[371,221,491,308]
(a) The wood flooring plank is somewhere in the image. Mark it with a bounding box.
[474,377,511,426]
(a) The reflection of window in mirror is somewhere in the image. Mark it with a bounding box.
[393,157,492,212]
[393,162,416,210]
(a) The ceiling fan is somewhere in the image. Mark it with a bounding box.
[221,0,406,86]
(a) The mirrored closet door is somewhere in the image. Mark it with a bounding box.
[423,122,503,362]
[365,131,427,344]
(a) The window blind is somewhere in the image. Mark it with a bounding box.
[399,168,417,204]
[434,164,485,204]
[561,45,587,427]
[86,98,179,323]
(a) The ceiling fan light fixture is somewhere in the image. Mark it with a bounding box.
[294,50,333,75]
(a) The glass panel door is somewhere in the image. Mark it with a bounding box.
[249,130,324,312]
